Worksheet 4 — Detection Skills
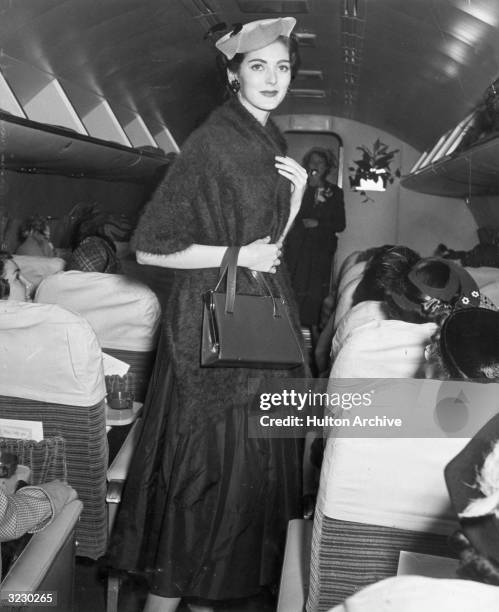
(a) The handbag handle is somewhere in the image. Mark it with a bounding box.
[214,247,279,316]
[215,247,239,314]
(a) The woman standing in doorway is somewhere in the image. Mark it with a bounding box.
[285,147,346,332]
[108,18,307,612]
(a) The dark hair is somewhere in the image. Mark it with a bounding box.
[352,245,421,307]
[19,215,49,240]
[356,245,391,263]
[302,147,337,172]
[0,250,13,299]
[217,34,300,94]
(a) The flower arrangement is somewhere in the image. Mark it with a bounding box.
[349,138,401,201]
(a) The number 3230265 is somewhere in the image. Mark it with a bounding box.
[0,591,57,606]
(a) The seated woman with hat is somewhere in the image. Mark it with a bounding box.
[67,210,121,274]
[385,256,492,323]
[327,245,421,366]
[307,259,489,611]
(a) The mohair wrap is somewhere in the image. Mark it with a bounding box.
[132,97,306,430]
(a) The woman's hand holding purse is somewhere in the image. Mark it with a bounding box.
[239,236,282,273]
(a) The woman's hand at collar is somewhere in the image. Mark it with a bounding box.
[275,155,307,242]
[275,155,307,211]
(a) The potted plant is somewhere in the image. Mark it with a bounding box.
[349,138,401,201]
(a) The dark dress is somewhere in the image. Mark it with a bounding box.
[108,98,304,601]
[285,182,345,327]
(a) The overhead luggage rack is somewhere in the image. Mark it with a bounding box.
[401,134,499,198]
[0,111,169,182]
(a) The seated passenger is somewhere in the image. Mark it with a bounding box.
[307,261,482,611]
[67,211,121,274]
[436,241,499,268]
[0,479,77,576]
[0,480,76,542]
[351,244,421,307]
[0,251,31,301]
[317,245,420,375]
[386,256,491,323]
[15,215,55,258]
[329,307,499,611]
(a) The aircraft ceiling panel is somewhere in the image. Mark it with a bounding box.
[0,0,499,151]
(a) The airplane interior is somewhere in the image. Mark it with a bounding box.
[1,1,499,611]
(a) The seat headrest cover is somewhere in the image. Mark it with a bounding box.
[465,266,499,289]
[13,255,65,290]
[331,319,438,379]
[334,274,365,331]
[332,300,387,361]
[35,271,161,351]
[337,260,367,296]
[0,301,105,406]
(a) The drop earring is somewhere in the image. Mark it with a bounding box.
[229,78,240,94]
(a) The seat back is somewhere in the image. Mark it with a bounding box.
[336,251,362,288]
[325,317,453,526]
[0,301,107,559]
[336,260,367,298]
[331,300,387,361]
[12,255,65,294]
[465,266,499,288]
[333,262,367,332]
[36,271,161,401]
[311,305,499,610]
[331,317,438,378]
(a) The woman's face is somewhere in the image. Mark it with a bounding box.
[2,259,30,301]
[307,152,329,187]
[231,39,291,123]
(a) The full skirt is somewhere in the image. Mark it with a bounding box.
[108,326,304,601]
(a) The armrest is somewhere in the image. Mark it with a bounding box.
[106,419,141,536]
[277,519,313,612]
[106,418,141,484]
[0,499,83,593]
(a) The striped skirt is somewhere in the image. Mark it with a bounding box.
[307,508,455,611]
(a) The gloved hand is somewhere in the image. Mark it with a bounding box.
[38,480,78,517]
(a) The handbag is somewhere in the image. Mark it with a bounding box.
[201,246,305,368]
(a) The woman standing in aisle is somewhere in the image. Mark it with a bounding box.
[285,147,346,332]
[109,18,307,612]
